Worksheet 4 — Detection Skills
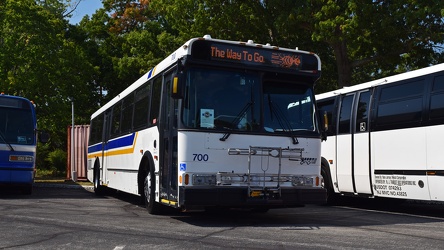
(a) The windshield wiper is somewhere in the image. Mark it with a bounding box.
[0,130,14,151]
[267,94,299,144]
[220,101,253,141]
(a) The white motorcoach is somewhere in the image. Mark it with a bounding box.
[317,63,444,203]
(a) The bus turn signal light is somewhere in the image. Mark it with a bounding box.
[184,174,189,185]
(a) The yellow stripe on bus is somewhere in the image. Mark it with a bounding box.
[87,132,138,159]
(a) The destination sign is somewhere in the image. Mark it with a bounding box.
[0,98,31,109]
[190,40,319,72]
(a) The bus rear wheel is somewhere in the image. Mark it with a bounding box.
[93,163,104,195]
[144,168,161,214]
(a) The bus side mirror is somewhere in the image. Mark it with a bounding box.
[171,73,184,99]
[320,111,328,141]
[323,111,329,132]
[39,131,50,143]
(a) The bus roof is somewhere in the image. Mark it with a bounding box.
[0,93,34,109]
[92,35,321,119]
[316,63,444,100]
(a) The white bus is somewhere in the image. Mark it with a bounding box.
[316,63,444,203]
[87,35,326,214]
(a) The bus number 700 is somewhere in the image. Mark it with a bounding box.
[193,154,209,161]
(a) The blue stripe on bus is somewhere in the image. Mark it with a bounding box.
[88,133,136,154]
[147,68,154,79]
[88,144,102,154]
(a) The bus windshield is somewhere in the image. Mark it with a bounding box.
[263,81,316,133]
[0,105,35,145]
[182,67,318,134]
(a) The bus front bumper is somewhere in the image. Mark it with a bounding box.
[179,186,327,210]
[0,167,35,185]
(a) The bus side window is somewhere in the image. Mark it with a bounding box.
[375,79,424,130]
[134,82,151,129]
[150,77,162,126]
[338,95,354,135]
[89,114,103,145]
[429,75,444,123]
[111,102,122,137]
[355,91,371,133]
[121,94,134,134]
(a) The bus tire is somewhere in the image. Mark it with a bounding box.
[144,167,161,214]
[321,160,337,205]
[93,161,104,195]
[22,184,32,195]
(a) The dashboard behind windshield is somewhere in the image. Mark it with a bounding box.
[182,67,318,135]
[0,107,35,145]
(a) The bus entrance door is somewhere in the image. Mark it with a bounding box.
[159,73,178,207]
[336,90,372,195]
[336,94,355,193]
[352,90,372,195]
[101,110,112,186]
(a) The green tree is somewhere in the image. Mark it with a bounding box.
[151,0,444,90]
[291,0,444,88]
[149,0,338,93]
[78,0,168,100]
[0,0,99,155]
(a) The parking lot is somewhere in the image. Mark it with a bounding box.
[1,185,444,249]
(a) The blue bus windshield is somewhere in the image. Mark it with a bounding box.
[0,103,35,145]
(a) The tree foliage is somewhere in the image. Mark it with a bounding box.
[0,0,99,155]
[288,0,444,88]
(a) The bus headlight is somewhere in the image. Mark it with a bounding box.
[192,174,216,186]
[292,176,314,186]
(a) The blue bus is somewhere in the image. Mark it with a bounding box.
[0,94,41,194]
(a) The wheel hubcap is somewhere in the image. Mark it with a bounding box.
[144,172,151,202]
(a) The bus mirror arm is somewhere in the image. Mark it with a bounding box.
[321,111,328,141]
[321,131,327,141]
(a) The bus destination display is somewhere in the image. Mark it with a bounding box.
[191,41,318,72]
[210,44,302,69]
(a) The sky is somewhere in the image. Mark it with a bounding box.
[68,0,103,24]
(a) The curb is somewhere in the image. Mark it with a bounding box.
[34,182,94,191]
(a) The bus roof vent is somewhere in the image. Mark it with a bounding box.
[203,34,212,39]
[247,40,254,44]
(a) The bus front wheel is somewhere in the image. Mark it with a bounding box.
[321,162,337,205]
[144,168,161,214]
[22,184,32,195]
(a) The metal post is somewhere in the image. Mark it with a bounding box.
[71,102,77,182]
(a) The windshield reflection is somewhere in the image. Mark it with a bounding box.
[263,81,316,133]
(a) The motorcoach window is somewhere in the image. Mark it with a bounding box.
[338,95,354,134]
[375,80,424,129]
[430,75,444,121]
